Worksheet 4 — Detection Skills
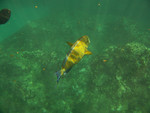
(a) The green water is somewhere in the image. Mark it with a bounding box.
[0,0,150,113]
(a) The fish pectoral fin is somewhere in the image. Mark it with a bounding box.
[66,42,73,47]
[85,50,92,55]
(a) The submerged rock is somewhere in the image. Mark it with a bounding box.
[0,9,11,24]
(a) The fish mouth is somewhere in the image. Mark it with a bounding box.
[87,37,90,44]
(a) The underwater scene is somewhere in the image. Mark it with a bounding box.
[0,0,150,113]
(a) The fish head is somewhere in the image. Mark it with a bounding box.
[79,35,90,46]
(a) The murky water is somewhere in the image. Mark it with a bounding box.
[0,0,150,113]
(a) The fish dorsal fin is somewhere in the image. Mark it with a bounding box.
[85,50,92,55]
[66,42,73,47]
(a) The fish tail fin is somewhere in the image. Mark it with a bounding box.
[56,71,61,83]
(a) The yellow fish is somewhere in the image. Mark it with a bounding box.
[56,35,92,83]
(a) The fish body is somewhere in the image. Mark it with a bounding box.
[56,35,92,83]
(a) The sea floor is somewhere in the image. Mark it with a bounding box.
[0,13,150,113]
